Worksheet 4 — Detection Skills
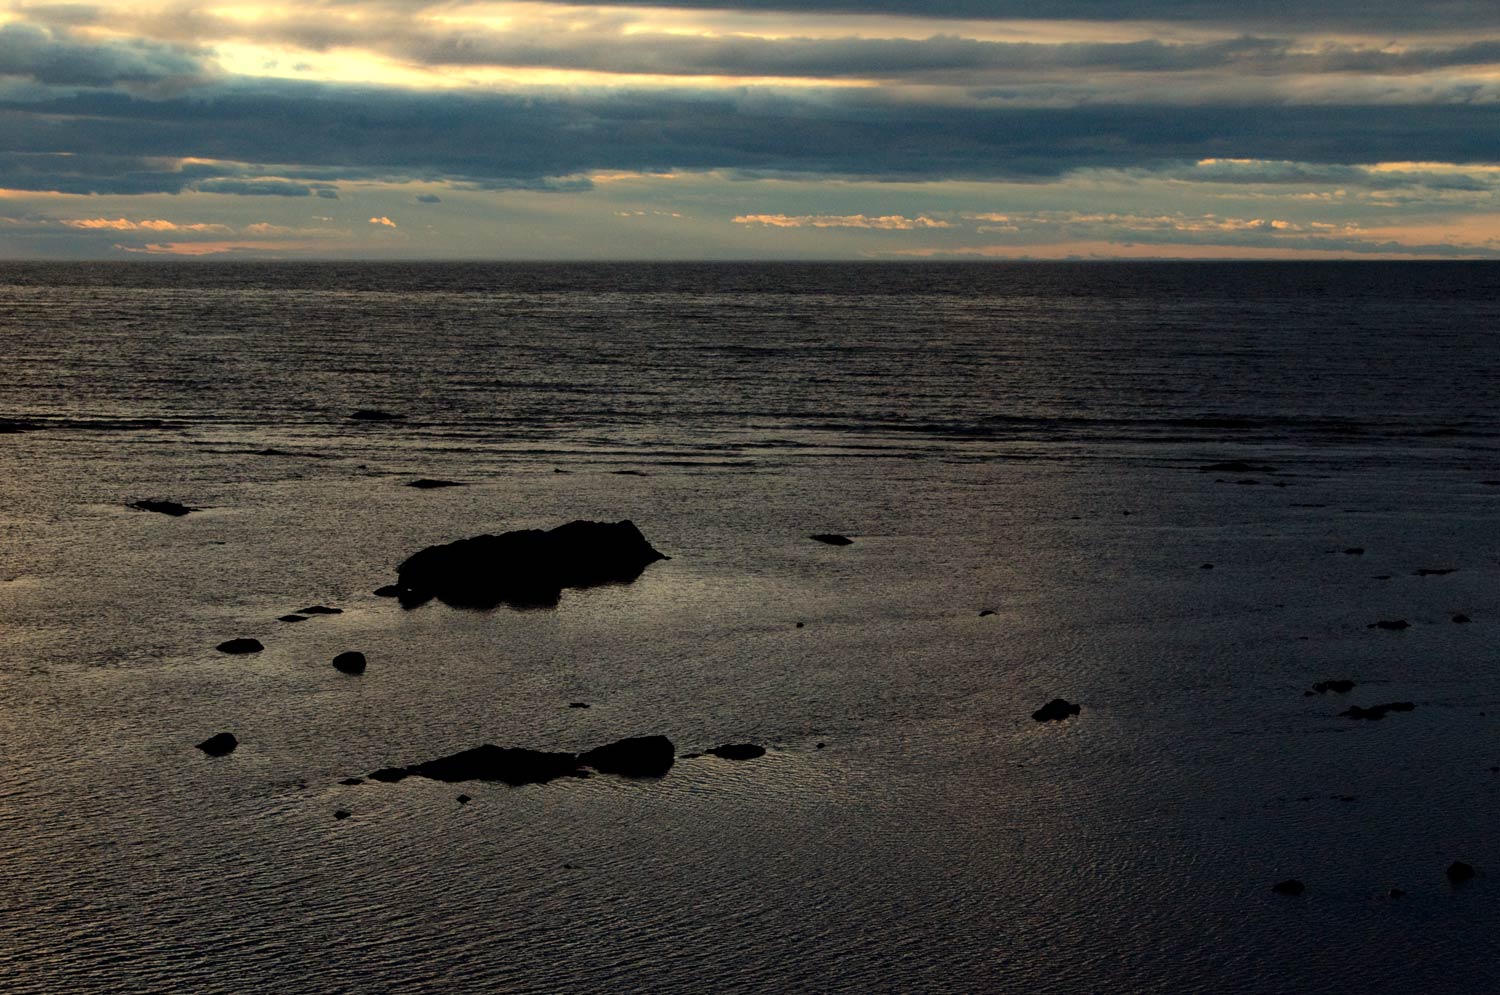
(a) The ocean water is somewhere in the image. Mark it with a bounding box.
[0,261,1497,993]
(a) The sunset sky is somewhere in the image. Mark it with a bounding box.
[4,0,1500,258]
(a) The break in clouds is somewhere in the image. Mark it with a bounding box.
[1,0,1499,257]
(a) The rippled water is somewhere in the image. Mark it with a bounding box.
[0,262,1497,993]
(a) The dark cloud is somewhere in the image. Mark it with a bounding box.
[0,23,206,88]
[415,193,441,202]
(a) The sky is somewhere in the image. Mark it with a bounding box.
[3,0,1500,259]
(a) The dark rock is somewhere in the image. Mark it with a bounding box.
[1454,613,1472,624]
[578,735,676,778]
[332,651,366,675]
[1447,861,1477,884]
[128,499,197,517]
[610,469,646,476]
[816,742,827,749]
[1311,680,1356,694]
[279,614,307,623]
[809,534,853,546]
[374,745,584,786]
[456,794,471,804]
[978,610,996,617]
[1271,879,1305,896]
[351,409,403,421]
[1199,461,1277,473]
[1415,568,1457,577]
[796,621,804,628]
[1200,563,1214,570]
[339,777,364,786]
[1483,480,1500,486]
[707,743,766,761]
[390,519,668,609]
[1388,887,1407,899]
[407,479,465,489]
[1235,478,1260,485]
[196,732,239,756]
[298,605,342,615]
[373,585,402,598]
[333,810,351,820]
[216,638,263,654]
[1344,547,1364,555]
[1032,698,1081,722]
[567,702,590,709]
[1341,701,1416,720]
[1368,620,1410,631]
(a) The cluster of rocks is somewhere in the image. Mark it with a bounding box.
[1274,861,1478,897]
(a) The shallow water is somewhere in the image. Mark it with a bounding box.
[0,262,1497,993]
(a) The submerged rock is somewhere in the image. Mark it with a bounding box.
[388,519,667,609]
[1415,568,1457,577]
[1368,619,1410,631]
[197,732,239,756]
[1341,701,1416,720]
[809,534,853,546]
[298,605,342,615]
[706,743,766,761]
[129,499,197,517]
[1271,879,1305,896]
[332,651,366,675]
[216,638,263,654]
[406,479,465,489]
[1311,680,1356,695]
[1447,861,1477,884]
[1032,698,1081,722]
[579,736,676,778]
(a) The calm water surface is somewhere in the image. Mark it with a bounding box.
[0,262,1497,993]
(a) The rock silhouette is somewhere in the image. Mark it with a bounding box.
[809,534,853,546]
[216,638,263,654]
[369,735,677,786]
[298,605,342,615]
[373,585,402,598]
[197,732,238,756]
[332,651,366,675]
[1032,698,1081,722]
[1271,879,1305,896]
[1341,702,1416,720]
[1453,613,1472,624]
[707,743,766,760]
[1311,680,1356,694]
[129,499,196,516]
[389,519,667,609]
[1415,568,1457,577]
[407,479,465,489]
[351,409,403,421]
[1447,861,1477,884]
[279,614,307,623]
[1368,620,1410,631]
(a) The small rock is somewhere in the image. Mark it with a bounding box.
[216,638,264,654]
[456,794,471,804]
[567,702,590,709]
[332,651,367,675]
[339,777,364,786]
[816,742,827,749]
[279,614,307,623]
[298,605,342,615]
[196,732,238,756]
[1415,568,1457,577]
[707,743,766,761]
[334,810,352,820]
[407,479,465,489]
[1344,547,1364,555]
[978,610,996,617]
[128,499,197,516]
[1453,613,1472,624]
[373,585,403,597]
[796,621,805,628]
[1446,861,1477,884]
[1368,620,1410,631]
[1341,701,1416,720]
[1200,563,1214,570]
[1311,680,1356,695]
[1388,887,1407,899]
[1271,879,1305,896]
[1031,698,1081,722]
[809,534,853,546]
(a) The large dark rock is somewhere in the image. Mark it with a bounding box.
[389,519,667,609]
[197,732,238,756]
[1341,701,1416,720]
[809,534,853,546]
[216,638,264,654]
[579,735,676,777]
[129,499,197,517]
[707,743,766,761]
[1447,861,1477,884]
[1032,698,1081,722]
[332,651,367,675]
[371,745,584,786]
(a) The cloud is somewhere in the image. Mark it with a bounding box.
[0,22,207,89]
[59,216,230,231]
[369,215,396,227]
[415,193,441,203]
[733,213,952,229]
[196,178,332,197]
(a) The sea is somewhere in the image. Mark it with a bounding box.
[0,261,1496,994]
